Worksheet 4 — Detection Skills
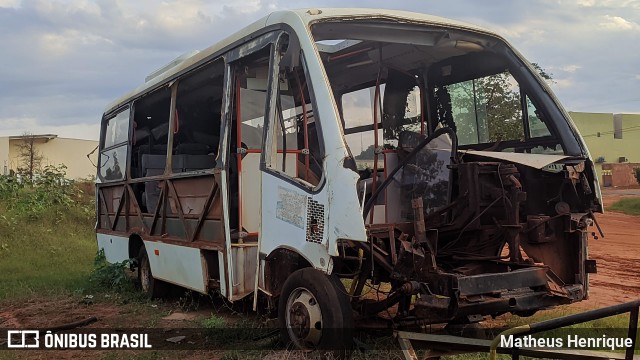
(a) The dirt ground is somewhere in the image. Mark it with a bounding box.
[0,295,241,359]
[577,191,640,308]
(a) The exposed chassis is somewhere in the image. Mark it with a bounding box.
[335,129,597,325]
[346,221,588,325]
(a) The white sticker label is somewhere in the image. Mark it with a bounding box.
[276,186,306,229]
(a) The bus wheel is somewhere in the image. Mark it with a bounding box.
[138,246,168,299]
[278,268,353,356]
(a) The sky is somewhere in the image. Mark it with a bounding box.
[0,0,638,140]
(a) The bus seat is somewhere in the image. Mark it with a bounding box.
[174,143,210,155]
[356,172,384,197]
[174,154,216,171]
[141,154,179,212]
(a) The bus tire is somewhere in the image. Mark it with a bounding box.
[138,246,168,299]
[278,267,353,356]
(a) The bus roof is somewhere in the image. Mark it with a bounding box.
[103,8,494,116]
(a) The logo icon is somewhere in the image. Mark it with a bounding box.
[7,330,40,348]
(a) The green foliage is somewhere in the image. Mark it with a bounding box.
[354,144,375,160]
[437,64,553,145]
[0,165,94,222]
[609,197,640,216]
[201,314,226,329]
[88,249,134,292]
[447,72,524,144]
[0,165,97,299]
[0,174,22,196]
[531,62,555,82]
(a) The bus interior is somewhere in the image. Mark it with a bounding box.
[311,20,601,322]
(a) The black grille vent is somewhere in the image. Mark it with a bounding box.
[306,198,325,244]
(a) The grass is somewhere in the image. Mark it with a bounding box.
[0,175,97,299]
[0,210,96,299]
[202,313,227,329]
[609,197,640,216]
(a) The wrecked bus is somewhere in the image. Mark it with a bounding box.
[96,8,601,351]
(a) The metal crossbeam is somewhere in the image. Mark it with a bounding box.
[395,331,639,360]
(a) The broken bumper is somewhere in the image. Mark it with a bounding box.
[412,267,584,322]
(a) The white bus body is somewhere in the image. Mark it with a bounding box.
[97,8,601,352]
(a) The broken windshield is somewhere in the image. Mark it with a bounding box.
[312,20,561,156]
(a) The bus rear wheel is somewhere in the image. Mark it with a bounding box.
[278,268,353,356]
[138,246,168,299]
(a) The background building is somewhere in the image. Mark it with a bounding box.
[0,134,98,180]
[569,112,640,187]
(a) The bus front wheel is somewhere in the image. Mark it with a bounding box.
[278,268,353,356]
[137,246,168,299]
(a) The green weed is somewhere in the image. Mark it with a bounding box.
[88,249,134,293]
[0,167,96,299]
[609,197,640,216]
[202,313,226,329]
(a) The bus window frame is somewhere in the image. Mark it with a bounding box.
[98,105,131,183]
[259,33,326,193]
[221,31,282,171]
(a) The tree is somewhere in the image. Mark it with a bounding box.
[531,63,555,83]
[16,132,44,181]
[354,144,375,160]
[445,72,523,143]
[437,64,553,144]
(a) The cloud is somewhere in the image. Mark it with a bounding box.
[554,78,575,89]
[0,0,282,139]
[0,116,39,132]
[560,65,582,73]
[599,15,639,30]
[576,0,596,6]
[0,116,99,140]
[0,0,639,140]
[0,0,19,8]
[575,0,640,9]
[38,30,113,57]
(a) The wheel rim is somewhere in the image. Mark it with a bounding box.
[285,287,323,349]
[140,256,151,293]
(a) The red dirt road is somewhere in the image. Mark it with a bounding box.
[579,194,640,308]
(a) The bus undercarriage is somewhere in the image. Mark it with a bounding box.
[334,134,598,325]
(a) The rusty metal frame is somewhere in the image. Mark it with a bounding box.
[124,183,129,231]
[110,185,127,231]
[393,299,640,360]
[126,184,148,234]
[191,181,220,242]
[149,180,166,235]
[166,179,192,241]
[98,187,112,230]
[98,173,223,243]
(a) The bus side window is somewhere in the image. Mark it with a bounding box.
[99,108,129,182]
[172,59,225,171]
[130,87,172,180]
[128,88,171,213]
[269,56,324,187]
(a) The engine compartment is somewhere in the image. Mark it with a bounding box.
[336,130,600,323]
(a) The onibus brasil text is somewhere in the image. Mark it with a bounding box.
[7,330,152,349]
